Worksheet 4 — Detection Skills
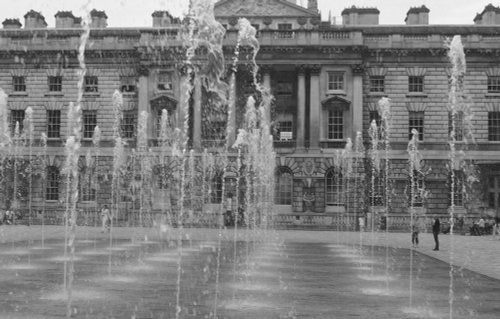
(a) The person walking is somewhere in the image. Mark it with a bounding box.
[101,205,111,232]
[432,218,440,251]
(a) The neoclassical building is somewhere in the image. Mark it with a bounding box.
[1,0,500,228]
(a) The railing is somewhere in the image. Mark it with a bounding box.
[403,34,428,41]
[321,31,350,39]
[201,139,226,148]
[273,31,295,39]
[273,139,296,148]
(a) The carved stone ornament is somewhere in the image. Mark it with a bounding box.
[302,159,315,176]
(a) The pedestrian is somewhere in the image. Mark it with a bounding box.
[432,218,440,251]
[358,215,365,232]
[478,217,485,235]
[411,217,420,248]
[101,205,111,232]
[225,193,233,227]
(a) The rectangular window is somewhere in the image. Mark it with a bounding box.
[46,166,60,201]
[327,72,344,91]
[369,76,385,93]
[120,76,136,93]
[157,72,173,91]
[327,110,343,140]
[487,76,500,93]
[277,23,293,39]
[408,76,424,93]
[48,76,62,92]
[12,76,26,92]
[121,111,136,139]
[408,111,424,141]
[84,76,98,93]
[277,121,293,140]
[369,110,382,139]
[450,170,464,207]
[488,111,500,141]
[10,110,25,135]
[47,110,61,138]
[449,111,464,141]
[205,120,227,141]
[82,111,97,139]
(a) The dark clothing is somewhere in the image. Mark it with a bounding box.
[412,231,419,246]
[432,219,440,250]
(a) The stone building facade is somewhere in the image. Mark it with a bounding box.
[1,0,500,228]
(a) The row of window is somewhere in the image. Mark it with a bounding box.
[368,75,500,94]
[10,109,136,139]
[274,168,468,207]
[10,73,174,93]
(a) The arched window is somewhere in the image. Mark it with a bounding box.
[210,172,223,204]
[46,166,60,201]
[325,168,344,206]
[275,167,293,205]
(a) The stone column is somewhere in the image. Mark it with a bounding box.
[309,65,321,149]
[193,75,202,149]
[261,66,272,125]
[297,65,306,148]
[352,64,364,137]
[137,66,149,136]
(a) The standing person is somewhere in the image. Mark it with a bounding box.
[411,217,420,248]
[358,215,365,232]
[225,193,233,227]
[432,218,440,251]
[101,205,111,232]
[478,217,485,235]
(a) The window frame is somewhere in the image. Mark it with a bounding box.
[12,76,26,92]
[488,111,500,141]
[48,76,62,92]
[84,76,99,93]
[47,110,61,139]
[46,166,60,201]
[327,71,345,93]
[487,76,500,94]
[327,109,344,140]
[325,168,344,206]
[121,110,136,139]
[408,76,424,93]
[274,167,293,205]
[408,111,424,141]
[82,110,97,139]
[369,75,385,93]
[157,72,173,91]
[10,109,25,135]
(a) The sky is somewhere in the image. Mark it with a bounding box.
[0,0,495,27]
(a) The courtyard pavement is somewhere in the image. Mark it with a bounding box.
[1,225,499,281]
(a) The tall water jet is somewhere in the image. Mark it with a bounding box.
[446,34,475,319]
[62,102,82,319]
[40,133,48,248]
[23,107,34,226]
[342,138,353,235]
[111,91,125,274]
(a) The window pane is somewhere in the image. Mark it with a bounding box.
[47,110,61,138]
[487,76,500,93]
[369,76,384,93]
[13,76,26,92]
[327,110,343,140]
[325,169,343,206]
[48,76,62,92]
[408,76,424,92]
[82,111,97,139]
[46,166,60,200]
[84,76,98,93]
[409,111,424,140]
[488,112,500,141]
[10,110,25,135]
[275,168,293,205]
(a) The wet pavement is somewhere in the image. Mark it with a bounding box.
[0,225,498,318]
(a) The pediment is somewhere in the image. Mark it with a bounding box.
[214,0,318,17]
[322,96,351,110]
[150,94,177,110]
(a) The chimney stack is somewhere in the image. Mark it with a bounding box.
[474,4,500,25]
[405,5,430,25]
[152,11,180,27]
[341,6,380,25]
[90,9,107,28]
[308,0,318,13]
[2,18,22,29]
[55,11,76,28]
[24,10,47,29]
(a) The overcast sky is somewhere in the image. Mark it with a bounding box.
[0,0,494,27]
